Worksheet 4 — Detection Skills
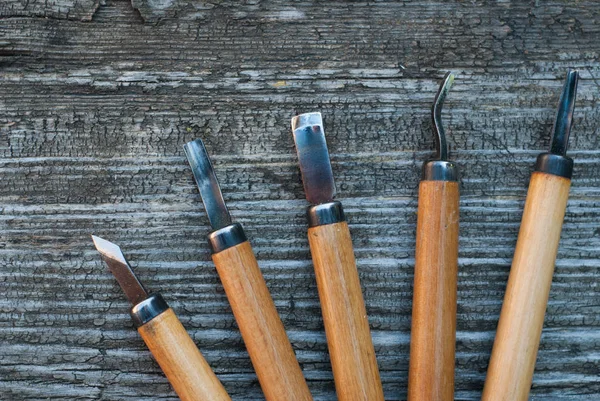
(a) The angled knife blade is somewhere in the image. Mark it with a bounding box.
[92,235,148,306]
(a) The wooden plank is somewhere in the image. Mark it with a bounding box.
[0,0,599,400]
[0,0,100,21]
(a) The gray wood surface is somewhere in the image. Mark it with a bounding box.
[1,1,599,400]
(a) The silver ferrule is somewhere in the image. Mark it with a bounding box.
[307,201,346,227]
[130,293,169,327]
[208,222,248,253]
[422,160,459,182]
[534,153,573,179]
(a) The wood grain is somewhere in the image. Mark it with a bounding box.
[212,241,313,401]
[0,0,100,21]
[408,180,459,401]
[481,172,572,401]
[1,0,599,399]
[307,221,384,401]
[138,308,231,401]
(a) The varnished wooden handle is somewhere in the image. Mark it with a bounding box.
[482,172,571,401]
[408,180,459,401]
[137,308,231,401]
[307,221,384,401]
[212,241,313,401]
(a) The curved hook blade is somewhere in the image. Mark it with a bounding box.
[431,72,455,161]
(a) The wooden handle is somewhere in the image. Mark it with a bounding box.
[482,172,571,401]
[307,221,384,401]
[212,241,313,401]
[408,180,459,401]
[137,308,231,401]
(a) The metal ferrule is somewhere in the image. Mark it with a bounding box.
[422,160,459,182]
[130,293,169,327]
[208,222,248,253]
[534,153,573,179]
[307,201,346,227]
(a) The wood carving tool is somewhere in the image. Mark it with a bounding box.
[291,112,385,401]
[482,69,579,401]
[91,235,231,401]
[184,139,313,401]
[407,72,459,401]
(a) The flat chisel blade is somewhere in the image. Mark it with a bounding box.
[184,139,232,231]
[291,112,336,205]
[92,235,148,306]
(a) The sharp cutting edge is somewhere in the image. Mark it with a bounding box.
[91,235,148,306]
[91,235,233,400]
[184,139,232,231]
[291,112,336,205]
[550,69,579,156]
[432,72,455,161]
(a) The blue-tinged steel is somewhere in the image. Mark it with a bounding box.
[184,139,232,231]
[535,69,579,179]
[307,201,345,227]
[432,72,455,162]
[208,223,248,253]
[423,72,459,182]
[130,293,169,327]
[291,112,336,205]
[550,70,578,156]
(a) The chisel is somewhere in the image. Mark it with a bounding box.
[407,72,459,401]
[91,235,231,401]
[482,69,579,401]
[291,112,385,401]
[183,139,313,401]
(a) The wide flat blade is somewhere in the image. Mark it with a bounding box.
[184,139,232,231]
[92,235,148,306]
[291,112,336,204]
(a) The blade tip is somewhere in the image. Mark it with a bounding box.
[291,112,323,131]
[183,138,204,156]
[92,235,127,264]
[439,72,455,95]
[445,72,455,89]
[566,69,579,93]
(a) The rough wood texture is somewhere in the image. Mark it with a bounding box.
[138,308,231,401]
[408,180,459,401]
[307,221,384,401]
[0,0,100,21]
[482,172,572,401]
[0,1,599,400]
[212,240,312,401]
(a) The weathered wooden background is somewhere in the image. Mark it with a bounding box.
[1,1,599,400]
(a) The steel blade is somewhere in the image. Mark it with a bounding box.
[432,72,455,161]
[551,69,579,156]
[92,235,148,306]
[184,139,232,231]
[291,112,336,204]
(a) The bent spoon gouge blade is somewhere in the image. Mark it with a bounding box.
[482,69,579,401]
[291,113,385,401]
[91,236,231,401]
[408,72,460,401]
[184,139,313,401]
